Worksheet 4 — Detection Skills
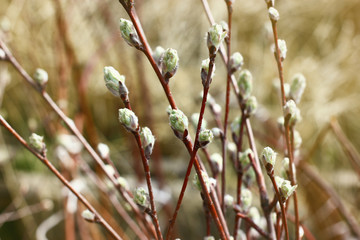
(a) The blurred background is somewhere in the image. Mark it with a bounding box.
[0,0,359,239]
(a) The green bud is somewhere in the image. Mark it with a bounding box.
[200,58,216,84]
[169,109,188,139]
[204,236,215,240]
[282,157,290,172]
[229,52,244,73]
[293,130,302,149]
[236,230,246,240]
[241,188,253,211]
[81,209,95,222]
[29,133,46,154]
[162,48,179,78]
[277,39,287,60]
[211,127,223,138]
[104,164,115,177]
[117,176,129,191]
[238,69,253,100]
[193,170,211,193]
[119,18,141,48]
[118,108,139,132]
[103,66,128,97]
[243,167,256,186]
[33,68,48,87]
[290,73,306,103]
[245,96,258,115]
[278,177,297,201]
[283,100,301,125]
[239,148,253,166]
[140,127,155,157]
[224,194,234,208]
[134,187,148,207]
[166,105,173,115]
[207,23,227,52]
[261,147,276,171]
[231,116,242,141]
[198,129,214,148]
[97,143,110,159]
[219,20,229,33]
[268,7,280,21]
[210,153,223,173]
[248,207,260,223]
[153,46,165,65]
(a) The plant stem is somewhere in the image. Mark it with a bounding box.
[0,38,154,237]
[0,115,122,240]
[234,206,270,239]
[118,4,229,239]
[268,172,289,240]
[267,2,300,237]
[221,0,233,214]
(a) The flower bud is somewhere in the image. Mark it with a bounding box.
[224,194,234,208]
[134,187,148,207]
[290,73,306,103]
[0,48,6,60]
[117,176,129,191]
[162,48,179,79]
[282,157,290,172]
[207,23,227,52]
[243,168,256,186]
[211,127,223,138]
[153,46,165,66]
[169,109,188,139]
[231,116,242,141]
[210,153,223,174]
[229,52,244,73]
[119,18,141,49]
[268,7,280,21]
[238,69,253,100]
[29,133,46,155]
[140,127,155,157]
[97,143,110,159]
[248,207,260,223]
[261,146,276,172]
[118,108,139,132]
[191,113,207,130]
[81,209,96,222]
[277,116,285,132]
[193,170,211,193]
[219,20,229,33]
[277,39,287,60]
[200,58,216,84]
[103,66,128,97]
[239,148,253,166]
[283,99,301,125]
[276,176,297,201]
[104,164,115,177]
[204,236,215,240]
[293,130,302,149]
[198,129,214,148]
[241,188,253,211]
[33,68,48,88]
[245,96,258,115]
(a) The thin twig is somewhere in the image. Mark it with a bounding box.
[0,115,122,240]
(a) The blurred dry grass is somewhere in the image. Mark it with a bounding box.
[0,0,360,239]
